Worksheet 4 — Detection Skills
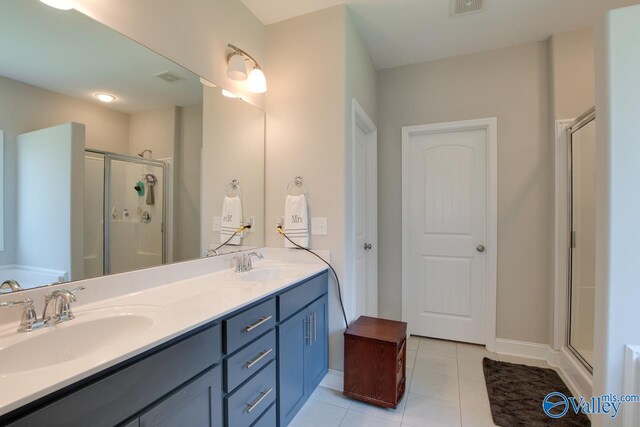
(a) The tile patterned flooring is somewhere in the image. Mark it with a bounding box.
[290,337,552,427]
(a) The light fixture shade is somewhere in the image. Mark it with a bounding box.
[221,89,238,99]
[247,67,267,93]
[227,53,248,81]
[95,93,116,103]
[39,0,74,10]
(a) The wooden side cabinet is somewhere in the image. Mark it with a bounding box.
[343,316,407,409]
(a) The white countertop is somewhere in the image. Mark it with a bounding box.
[0,250,328,417]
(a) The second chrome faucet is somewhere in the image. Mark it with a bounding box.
[234,252,264,272]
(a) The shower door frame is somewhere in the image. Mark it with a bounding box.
[86,149,168,275]
[566,107,596,373]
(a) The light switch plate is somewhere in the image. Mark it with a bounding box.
[212,217,221,232]
[311,217,328,235]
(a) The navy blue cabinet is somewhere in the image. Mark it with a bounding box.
[1,271,328,427]
[277,272,329,426]
[139,367,222,427]
[277,309,309,426]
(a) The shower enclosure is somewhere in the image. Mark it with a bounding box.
[84,150,166,279]
[567,108,596,371]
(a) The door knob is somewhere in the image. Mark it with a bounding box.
[476,245,485,253]
[364,243,373,250]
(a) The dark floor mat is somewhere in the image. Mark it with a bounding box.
[482,358,590,427]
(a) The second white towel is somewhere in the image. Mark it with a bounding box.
[284,194,309,248]
[220,196,243,245]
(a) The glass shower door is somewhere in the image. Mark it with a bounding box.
[569,114,596,370]
[106,155,165,275]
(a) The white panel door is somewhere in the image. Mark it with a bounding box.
[352,100,377,318]
[405,125,488,344]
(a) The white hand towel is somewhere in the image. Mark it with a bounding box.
[220,196,243,245]
[284,194,309,248]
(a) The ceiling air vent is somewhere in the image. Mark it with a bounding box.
[154,71,185,83]
[451,0,486,17]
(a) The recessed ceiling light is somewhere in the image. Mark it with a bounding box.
[221,89,239,99]
[95,93,116,103]
[39,0,74,10]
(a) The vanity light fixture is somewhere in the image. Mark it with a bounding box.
[226,44,267,93]
[95,93,116,103]
[221,89,239,99]
[247,66,267,94]
[39,0,74,10]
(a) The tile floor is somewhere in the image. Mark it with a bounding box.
[290,336,553,427]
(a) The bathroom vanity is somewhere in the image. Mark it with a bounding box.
[0,258,329,427]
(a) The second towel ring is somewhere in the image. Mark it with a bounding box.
[287,176,308,197]
[225,179,242,198]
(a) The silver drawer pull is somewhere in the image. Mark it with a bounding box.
[246,348,273,369]
[244,315,273,333]
[246,387,273,413]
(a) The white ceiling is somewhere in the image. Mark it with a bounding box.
[0,0,202,114]
[241,0,640,69]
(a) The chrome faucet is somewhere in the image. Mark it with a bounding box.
[43,287,84,324]
[0,298,38,332]
[234,252,264,272]
[0,286,85,333]
[0,280,22,292]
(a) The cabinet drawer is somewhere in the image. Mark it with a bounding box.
[225,330,276,392]
[251,403,276,427]
[7,325,221,427]
[139,366,222,427]
[224,299,276,355]
[278,272,328,321]
[225,362,276,427]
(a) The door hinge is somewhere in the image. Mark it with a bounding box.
[571,231,576,249]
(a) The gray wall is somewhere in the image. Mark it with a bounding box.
[266,6,377,371]
[377,41,552,345]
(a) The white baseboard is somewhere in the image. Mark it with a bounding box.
[494,338,591,399]
[495,338,560,365]
[320,369,344,392]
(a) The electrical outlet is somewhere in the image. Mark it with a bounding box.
[276,217,284,227]
[311,217,328,235]
[212,217,221,232]
[245,216,255,232]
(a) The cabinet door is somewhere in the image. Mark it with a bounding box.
[139,366,222,427]
[277,309,308,426]
[305,295,328,395]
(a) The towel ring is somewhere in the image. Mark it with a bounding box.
[225,179,242,198]
[287,176,308,197]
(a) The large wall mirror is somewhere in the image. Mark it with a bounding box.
[0,0,265,293]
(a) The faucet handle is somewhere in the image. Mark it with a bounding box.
[1,298,38,332]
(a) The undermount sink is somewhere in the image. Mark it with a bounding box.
[239,267,296,282]
[0,306,163,375]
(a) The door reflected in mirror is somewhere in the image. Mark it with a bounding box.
[0,0,265,293]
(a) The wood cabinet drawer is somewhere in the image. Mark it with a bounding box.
[225,361,276,427]
[277,272,328,321]
[224,329,276,392]
[224,298,276,355]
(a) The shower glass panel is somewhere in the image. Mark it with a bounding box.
[569,112,596,370]
[83,152,105,279]
[107,156,165,275]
